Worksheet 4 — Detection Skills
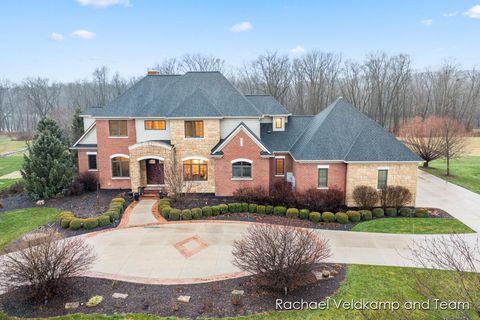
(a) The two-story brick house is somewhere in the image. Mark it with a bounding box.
[72,71,421,206]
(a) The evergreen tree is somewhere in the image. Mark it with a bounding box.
[71,107,84,143]
[22,118,75,200]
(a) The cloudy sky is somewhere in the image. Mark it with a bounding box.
[0,0,479,81]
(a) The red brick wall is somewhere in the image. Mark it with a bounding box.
[215,130,270,196]
[292,162,347,196]
[96,119,136,189]
[77,150,99,179]
[269,153,293,187]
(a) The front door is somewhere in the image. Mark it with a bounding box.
[146,159,164,185]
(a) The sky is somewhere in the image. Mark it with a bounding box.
[0,0,479,82]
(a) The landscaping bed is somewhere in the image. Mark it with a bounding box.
[0,264,345,319]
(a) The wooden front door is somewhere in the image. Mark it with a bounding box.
[146,159,164,185]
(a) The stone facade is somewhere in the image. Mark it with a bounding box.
[345,162,418,207]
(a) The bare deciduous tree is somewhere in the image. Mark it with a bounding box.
[22,77,60,118]
[440,117,467,176]
[163,152,192,204]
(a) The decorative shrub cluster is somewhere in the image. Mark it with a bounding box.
[352,185,413,209]
[59,197,126,230]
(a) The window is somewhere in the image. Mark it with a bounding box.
[377,169,388,189]
[87,154,97,170]
[145,120,166,130]
[109,120,127,137]
[185,121,204,138]
[275,117,282,129]
[275,158,285,176]
[232,161,252,178]
[183,159,208,181]
[111,156,129,177]
[318,168,328,188]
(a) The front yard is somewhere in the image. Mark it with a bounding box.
[352,217,475,234]
[0,155,23,192]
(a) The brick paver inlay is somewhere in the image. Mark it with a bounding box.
[174,235,209,258]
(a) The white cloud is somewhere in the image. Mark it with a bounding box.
[443,11,458,17]
[464,5,480,18]
[421,19,433,26]
[70,29,96,39]
[229,21,253,33]
[290,45,306,54]
[49,33,64,41]
[76,0,131,8]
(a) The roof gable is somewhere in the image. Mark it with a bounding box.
[211,122,271,155]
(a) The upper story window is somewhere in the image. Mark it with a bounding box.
[377,169,388,189]
[232,161,252,179]
[109,120,127,137]
[111,156,129,177]
[145,120,166,130]
[275,158,285,176]
[185,121,204,138]
[273,117,285,131]
[183,159,208,181]
[275,118,282,129]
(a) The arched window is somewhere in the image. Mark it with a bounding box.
[232,161,252,178]
[111,156,130,177]
[183,159,208,181]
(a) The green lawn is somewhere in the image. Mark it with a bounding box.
[1,265,477,319]
[0,179,18,192]
[352,217,475,234]
[0,207,60,252]
[0,155,24,176]
[420,156,480,194]
[0,135,27,154]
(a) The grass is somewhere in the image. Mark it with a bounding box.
[1,265,477,319]
[0,179,18,192]
[420,156,480,194]
[0,207,60,252]
[0,135,27,155]
[0,155,24,177]
[352,217,475,234]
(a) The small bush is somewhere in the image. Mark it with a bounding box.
[360,210,373,221]
[379,186,412,208]
[98,215,111,227]
[108,209,120,221]
[270,180,295,207]
[399,207,413,217]
[211,206,220,216]
[286,208,299,219]
[60,217,73,229]
[69,180,84,196]
[415,208,429,218]
[218,204,229,214]
[335,212,349,224]
[241,203,249,212]
[372,208,384,218]
[191,208,203,219]
[385,208,397,217]
[273,206,287,215]
[77,172,99,192]
[295,187,344,212]
[346,210,361,222]
[69,218,82,230]
[160,206,172,218]
[256,205,266,214]
[299,209,310,220]
[83,218,99,230]
[309,211,321,222]
[169,208,181,220]
[111,197,126,204]
[202,206,213,217]
[182,209,192,220]
[352,185,379,209]
[265,205,274,215]
[228,203,241,213]
[233,186,270,204]
[322,212,335,222]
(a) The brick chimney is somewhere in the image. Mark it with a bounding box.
[147,69,160,76]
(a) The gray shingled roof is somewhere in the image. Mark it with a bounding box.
[83,72,263,118]
[245,95,290,116]
[260,98,422,162]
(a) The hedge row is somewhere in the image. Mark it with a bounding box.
[58,197,126,230]
[158,199,429,224]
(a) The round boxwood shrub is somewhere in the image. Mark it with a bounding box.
[69,218,82,230]
[211,205,220,216]
[372,208,384,218]
[202,206,213,217]
[335,212,349,224]
[59,211,74,220]
[273,206,287,215]
[60,217,73,229]
[241,203,249,212]
[98,215,111,227]
[286,208,299,219]
[169,208,181,220]
[218,204,229,214]
[112,197,126,204]
[346,210,361,222]
[248,204,257,213]
[256,205,266,214]
[415,208,429,218]
[228,203,240,213]
[360,210,373,221]
[265,205,274,215]
[322,212,335,222]
[161,206,172,218]
[309,211,321,222]
[399,207,413,217]
[191,208,203,219]
[182,209,192,220]
[83,218,99,230]
[385,208,397,217]
[110,203,124,214]
[299,209,310,220]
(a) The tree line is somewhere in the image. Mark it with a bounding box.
[1,51,479,137]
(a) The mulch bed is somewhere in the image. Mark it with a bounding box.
[0,264,345,319]
[171,193,232,210]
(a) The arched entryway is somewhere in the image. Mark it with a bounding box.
[138,156,165,186]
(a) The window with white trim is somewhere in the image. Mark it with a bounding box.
[87,154,97,170]
[109,120,127,137]
[275,158,285,176]
[318,167,328,188]
[377,169,388,189]
[111,156,129,177]
[232,161,252,178]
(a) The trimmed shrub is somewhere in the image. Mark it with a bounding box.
[241,203,249,212]
[399,207,413,217]
[299,209,310,220]
[248,204,257,213]
[379,186,412,208]
[295,187,344,212]
[352,185,379,209]
[385,208,398,217]
[211,206,220,216]
[335,212,349,224]
[265,205,274,215]
[256,205,266,214]
[182,209,192,220]
[59,211,75,220]
[98,215,111,227]
[218,204,229,214]
[322,212,335,222]
[286,208,299,219]
[160,206,172,218]
[111,197,126,204]
[69,218,82,230]
[360,210,373,221]
[202,206,213,217]
[273,206,287,215]
[233,186,270,204]
[191,208,203,219]
[372,208,384,218]
[228,203,240,213]
[346,210,361,222]
[169,209,181,220]
[309,211,321,222]
[83,218,99,230]
[60,217,73,229]
[415,208,429,218]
